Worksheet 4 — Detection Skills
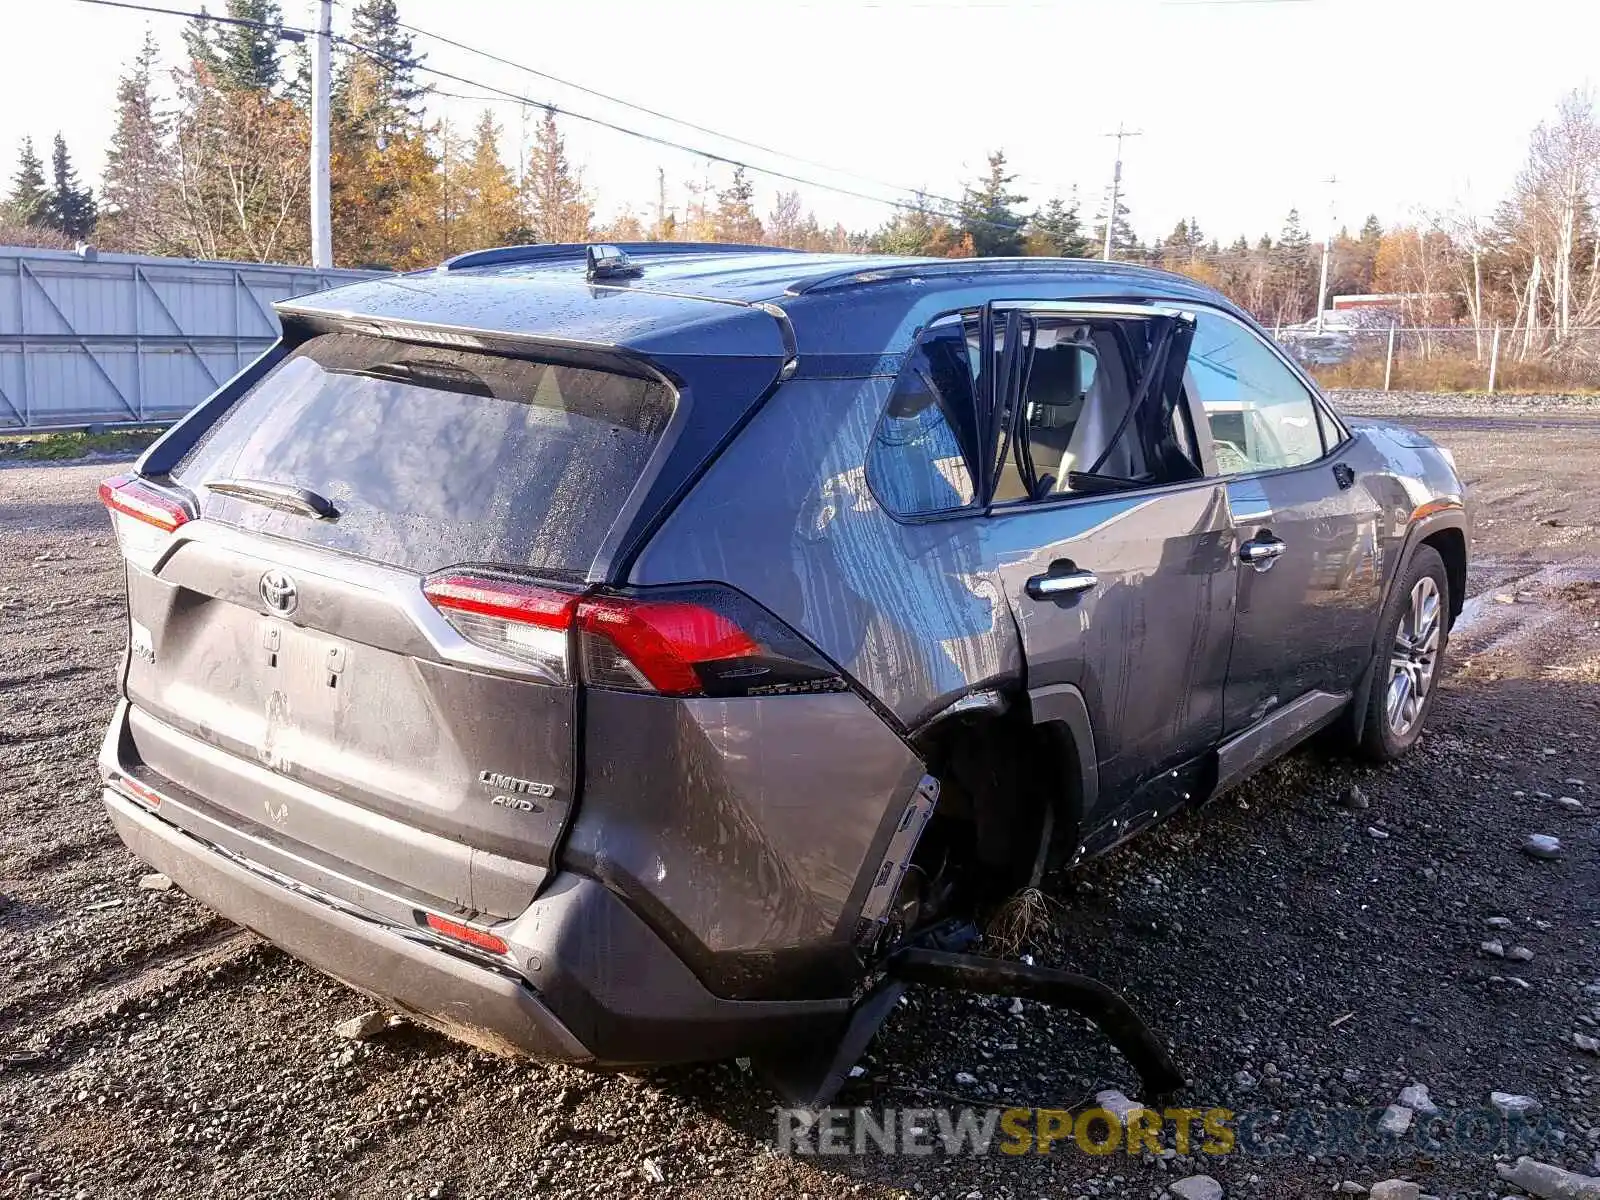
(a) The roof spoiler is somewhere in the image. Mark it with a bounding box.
[435,241,798,274]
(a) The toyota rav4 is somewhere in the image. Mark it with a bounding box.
[97,243,1467,1083]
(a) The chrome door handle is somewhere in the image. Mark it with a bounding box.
[1239,537,1286,570]
[1027,570,1099,599]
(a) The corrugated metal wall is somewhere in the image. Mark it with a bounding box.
[0,247,384,429]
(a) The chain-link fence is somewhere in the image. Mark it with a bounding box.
[1275,322,1600,393]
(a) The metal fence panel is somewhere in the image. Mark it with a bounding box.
[0,247,384,429]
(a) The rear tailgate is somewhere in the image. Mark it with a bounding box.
[112,332,675,917]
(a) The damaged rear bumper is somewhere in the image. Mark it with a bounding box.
[104,789,849,1066]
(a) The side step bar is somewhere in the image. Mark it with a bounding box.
[758,940,1184,1108]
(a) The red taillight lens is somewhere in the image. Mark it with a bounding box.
[577,598,760,694]
[423,912,509,955]
[99,474,190,532]
[422,572,846,699]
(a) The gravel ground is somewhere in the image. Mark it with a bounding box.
[2,400,1598,1200]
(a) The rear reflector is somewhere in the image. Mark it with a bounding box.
[422,912,509,955]
[109,773,165,809]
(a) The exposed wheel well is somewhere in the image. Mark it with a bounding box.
[1420,526,1467,623]
[910,703,1081,898]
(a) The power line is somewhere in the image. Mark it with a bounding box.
[340,37,992,229]
[70,0,305,39]
[66,0,1091,241]
[392,18,961,213]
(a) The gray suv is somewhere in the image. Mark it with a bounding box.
[98,244,1466,1080]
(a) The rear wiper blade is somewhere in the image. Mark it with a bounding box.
[204,478,339,520]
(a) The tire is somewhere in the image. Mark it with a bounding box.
[1356,544,1450,761]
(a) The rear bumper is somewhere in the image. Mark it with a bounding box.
[105,789,849,1066]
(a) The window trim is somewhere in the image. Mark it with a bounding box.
[1182,304,1351,481]
[985,303,1205,512]
[862,309,986,523]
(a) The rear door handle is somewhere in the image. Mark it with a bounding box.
[1239,536,1286,570]
[1026,568,1099,599]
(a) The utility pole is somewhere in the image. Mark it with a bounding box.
[1101,124,1142,261]
[1314,174,1337,333]
[656,167,667,238]
[310,0,333,268]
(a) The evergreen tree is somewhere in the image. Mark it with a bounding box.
[44,134,97,240]
[101,30,172,252]
[6,137,49,226]
[712,166,761,243]
[959,151,1025,257]
[1024,194,1089,257]
[451,110,518,249]
[520,108,590,243]
[185,0,285,92]
[1091,187,1135,258]
[1271,209,1315,322]
[334,0,425,141]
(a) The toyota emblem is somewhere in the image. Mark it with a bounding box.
[259,569,298,616]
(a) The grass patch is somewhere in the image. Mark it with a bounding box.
[1310,355,1600,394]
[0,427,165,461]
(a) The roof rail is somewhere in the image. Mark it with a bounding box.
[437,241,798,273]
[788,256,1181,296]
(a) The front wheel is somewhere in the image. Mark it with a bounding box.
[1356,544,1449,761]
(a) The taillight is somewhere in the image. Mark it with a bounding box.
[577,598,760,693]
[423,572,579,683]
[99,474,191,569]
[422,571,847,699]
[421,912,509,955]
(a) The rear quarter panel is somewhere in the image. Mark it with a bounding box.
[627,375,1021,729]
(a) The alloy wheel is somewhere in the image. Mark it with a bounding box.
[1386,576,1441,737]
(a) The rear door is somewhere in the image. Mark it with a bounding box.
[1183,310,1383,734]
[984,302,1236,835]
[118,332,675,916]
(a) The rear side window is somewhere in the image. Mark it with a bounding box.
[865,318,980,517]
[175,333,673,576]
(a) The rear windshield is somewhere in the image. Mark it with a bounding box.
[174,333,674,576]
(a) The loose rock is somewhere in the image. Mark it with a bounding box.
[333,1010,389,1041]
[1555,796,1584,812]
[1397,1084,1438,1115]
[138,873,172,891]
[1482,939,1506,957]
[1522,834,1563,860]
[1377,1105,1414,1136]
[1509,945,1535,962]
[1339,784,1370,810]
[1095,1088,1142,1123]
[1169,1175,1224,1200]
[1495,1156,1600,1199]
[1574,1033,1600,1055]
[1490,1091,1543,1119]
[1487,916,1515,929]
[1367,826,1390,840]
[1368,1182,1421,1200]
